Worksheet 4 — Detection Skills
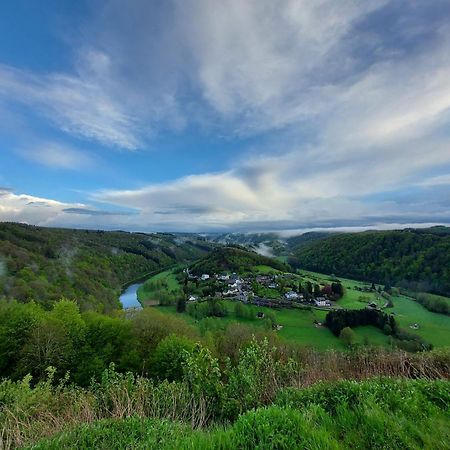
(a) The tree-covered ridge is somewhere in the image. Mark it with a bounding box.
[292,227,450,296]
[0,223,213,311]
[189,245,289,275]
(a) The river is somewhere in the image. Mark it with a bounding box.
[119,283,143,309]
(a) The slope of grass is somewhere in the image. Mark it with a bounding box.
[137,269,182,306]
[301,270,450,348]
[151,267,450,349]
[29,379,450,450]
[391,295,450,347]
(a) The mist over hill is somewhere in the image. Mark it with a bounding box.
[0,222,213,311]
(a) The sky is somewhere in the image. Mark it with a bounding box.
[1,0,450,233]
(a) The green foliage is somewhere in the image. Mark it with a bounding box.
[339,326,355,346]
[182,344,222,403]
[151,335,195,382]
[28,416,193,450]
[228,406,335,449]
[326,308,398,337]
[224,338,297,419]
[22,378,450,450]
[293,227,450,296]
[234,302,254,320]
[0,299,199,384]
[176,296,186,312]
[414,292,450,315]
[0,223,212,311]
[187,299,227,319]
[190,246,289,275]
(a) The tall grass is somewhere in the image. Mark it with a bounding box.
[28,379,450,449]
[1,347,449,449]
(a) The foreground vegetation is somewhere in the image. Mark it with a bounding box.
[1,348,448,449]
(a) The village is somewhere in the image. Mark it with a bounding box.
[184,268,337,310]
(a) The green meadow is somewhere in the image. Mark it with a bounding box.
[148,267,450,349]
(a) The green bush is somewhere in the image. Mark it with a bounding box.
[151,334,195,382]
[227,406,337,449]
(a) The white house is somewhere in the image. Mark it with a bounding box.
[223,289,239,296]
[285,291,299,300]
[314,298,331,307]
[217,274,230,281]
[188,295,198,302]
[201,274,210,281]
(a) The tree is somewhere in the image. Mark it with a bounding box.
[321,284,333,296]
[339,326,355,347]
[177,297,186,313]
[331,282,344,298]
[151,334,195,381]
[314,284,321,298]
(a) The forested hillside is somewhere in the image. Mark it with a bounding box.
[190,245,289,275]
[0,223,213,311]
[293,227,450,295]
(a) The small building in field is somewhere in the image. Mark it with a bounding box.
[314,297,331,307]
[285,291,299,300]
[217,274,230,281]
[256,311,265,319]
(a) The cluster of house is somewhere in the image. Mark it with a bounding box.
[185,269,333,309]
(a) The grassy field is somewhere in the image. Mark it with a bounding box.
[253,264,282,274]
[146,267,450,349]
[300,269,450,348]
[390,295,450,347]
[137,269,181,305]
[156,300,345,350]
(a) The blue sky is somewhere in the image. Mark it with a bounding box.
[1,0,450,233]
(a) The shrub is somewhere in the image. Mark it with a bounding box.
[339,326,355,346]
[228,406,337,449]
[151,335,195,382]
[224,338,297,419]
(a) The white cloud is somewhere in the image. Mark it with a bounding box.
[0,190,137,229]
[177,0,385,130]
[0,61,140,150]
[17,141,94,170]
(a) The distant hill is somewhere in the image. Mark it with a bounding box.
[292,227,450,295]
[0,222,214,311]
[286,232,334,249]
[190,245,289,275]
[204,232,280,246]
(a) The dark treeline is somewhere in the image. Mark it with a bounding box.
[190,246,289,275]
[292,227,450,296]
[325,308,432,352]
[0,223,213,311]
[325,309,398,337]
